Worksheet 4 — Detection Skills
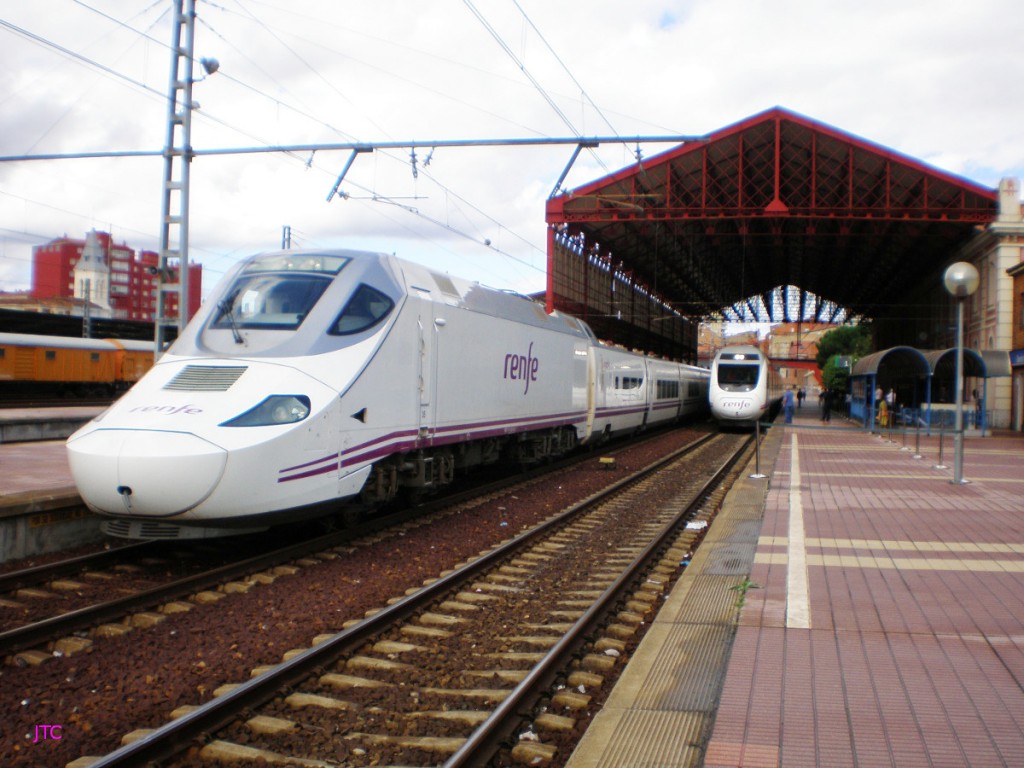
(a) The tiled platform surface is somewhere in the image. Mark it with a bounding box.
[707,415,1024,768]
[0,407,99,502]
[0,404,102,443]
[568,411,1024,768]
[0,439,76,501]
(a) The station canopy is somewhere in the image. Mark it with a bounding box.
[545,107,998,359]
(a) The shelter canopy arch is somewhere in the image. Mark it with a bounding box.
[849,346,1001,430]
[545,106,998,359]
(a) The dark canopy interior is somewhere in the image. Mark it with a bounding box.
[546,107,998,355]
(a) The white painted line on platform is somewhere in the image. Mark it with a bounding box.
[786,432,810,629]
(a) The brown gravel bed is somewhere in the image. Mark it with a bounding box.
[0,539,128,577]
[0,548,262,634]
[0,427,705,766]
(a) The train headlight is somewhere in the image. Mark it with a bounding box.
[221,395,311,427]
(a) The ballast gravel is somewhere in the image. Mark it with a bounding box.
[0,429,702,766]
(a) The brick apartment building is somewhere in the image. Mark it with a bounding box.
[30,229,201,322]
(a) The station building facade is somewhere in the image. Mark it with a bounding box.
[960,178,1024,430]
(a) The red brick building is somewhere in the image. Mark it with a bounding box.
[31,230,201,323]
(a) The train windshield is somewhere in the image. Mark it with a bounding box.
[212,272,333,331]
[716,363,760,391]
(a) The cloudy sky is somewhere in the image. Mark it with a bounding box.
[1,0,1022,305]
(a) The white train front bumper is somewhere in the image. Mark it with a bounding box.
[67,429,227,517]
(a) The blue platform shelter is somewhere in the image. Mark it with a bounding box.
[922,349,988,433]
[850,346,1006,433]
[849,347,929,428]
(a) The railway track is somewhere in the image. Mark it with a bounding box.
[0,426,704,665]
[83,431,751,767]
[0,532,358,662]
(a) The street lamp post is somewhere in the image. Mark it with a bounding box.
[942,261,980,484]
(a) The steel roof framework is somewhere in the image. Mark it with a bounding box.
[545,107,998,354]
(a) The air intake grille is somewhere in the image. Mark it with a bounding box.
[102,520,186,539]
[163,365,247,392]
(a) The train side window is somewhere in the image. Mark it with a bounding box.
[657,380,679,399]
[0,348,5,359]
[45,350,56,361]
[330,284,394,336]
[91,353,101,362]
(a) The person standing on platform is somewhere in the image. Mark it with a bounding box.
[797,387,805,409]
[784,386,795,424]
[820,387,832,422]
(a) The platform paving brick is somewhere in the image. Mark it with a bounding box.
[706,411,1024,767]
[0,439,76,499]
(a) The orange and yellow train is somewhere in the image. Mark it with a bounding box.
[0,332,153,398]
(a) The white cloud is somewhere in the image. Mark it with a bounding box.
[1,0,1021,299]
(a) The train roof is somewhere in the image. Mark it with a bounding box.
[0,332,153,352]
[392,255,591,339]
[714,344,765,359]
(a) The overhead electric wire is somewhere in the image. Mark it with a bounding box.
[218,0,391,140]
[461,0,580,140]
[461,0,613,179]
[201,0,554,278]
[510,0,622,140]
[0,2,593,295]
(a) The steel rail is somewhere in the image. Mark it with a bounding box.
[445,432,753,766]
[0,541,154,594]
[0,425,705,657]
[85,432,721,767]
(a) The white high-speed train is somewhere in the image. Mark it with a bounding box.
[67,249,709,539]
[708,344,782,428]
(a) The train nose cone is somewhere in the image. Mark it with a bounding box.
[67,430,226,516]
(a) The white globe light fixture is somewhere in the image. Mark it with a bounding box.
[942,261,980,484]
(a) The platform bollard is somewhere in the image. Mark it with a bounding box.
[750,419,767,479]
[934,427,948,470]
[913,422,923,459]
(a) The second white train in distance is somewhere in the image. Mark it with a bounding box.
[708,344,782,428]
[67,249,709,539]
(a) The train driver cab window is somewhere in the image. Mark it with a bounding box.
[330,284,394,335]
[213,273,331,331]
[717,364,759,391]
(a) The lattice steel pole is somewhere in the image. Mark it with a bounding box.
[154,0,197,356]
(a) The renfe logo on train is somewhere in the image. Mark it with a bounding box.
[504,342,539,394]
[720,398,750,410]
[128,404,203,415]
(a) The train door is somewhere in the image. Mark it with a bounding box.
[583,344,596,441]
[417,308,441,438]
[642,359,652,427]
